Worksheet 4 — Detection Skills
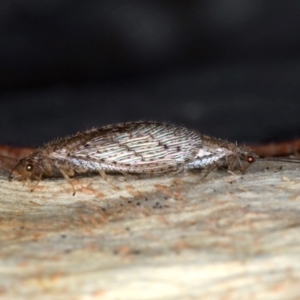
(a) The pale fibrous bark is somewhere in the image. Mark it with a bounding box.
[0,160,300,299]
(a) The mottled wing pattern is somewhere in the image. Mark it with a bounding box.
[52,122,203,173]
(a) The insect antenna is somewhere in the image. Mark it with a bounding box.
[0,146,34,180]
[257,157,300,164]
[0,154,18,161]
[8,164,18,181]
[0,154,19,180]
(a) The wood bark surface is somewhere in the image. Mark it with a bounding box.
[0,160,300,299]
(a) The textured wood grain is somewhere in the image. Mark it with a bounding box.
[0,160,300,299]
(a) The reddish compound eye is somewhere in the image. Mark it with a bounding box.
[247,156,255,163]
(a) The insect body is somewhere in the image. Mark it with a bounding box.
[9,121,257,191]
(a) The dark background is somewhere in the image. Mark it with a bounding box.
[1,0,300,147]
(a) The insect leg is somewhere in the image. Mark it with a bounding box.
[99,169,120,189]
[228,157,247,173]
[199,164,219,180]
[29,173,43,192]
[59,169,76,196]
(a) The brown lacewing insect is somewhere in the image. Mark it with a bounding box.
[8,120,300,195]
[8,121,260,195]
[11,121,300,195]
